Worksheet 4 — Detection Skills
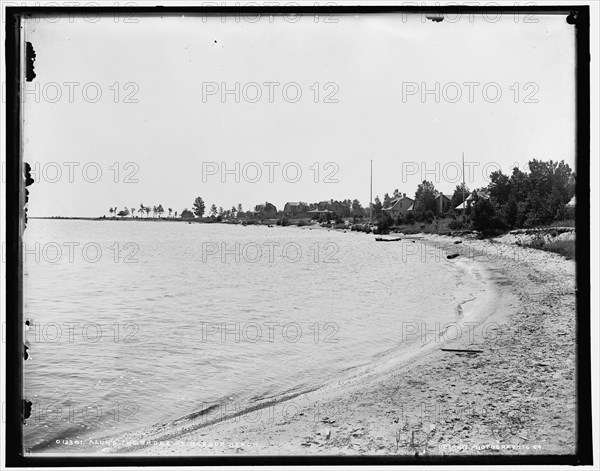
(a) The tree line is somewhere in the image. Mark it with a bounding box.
[106,159,575,233]
[472,159,575,232]
[108,204,176,218]
[372,159,575,233]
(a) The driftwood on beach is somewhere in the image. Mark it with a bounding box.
[441,348,483,354]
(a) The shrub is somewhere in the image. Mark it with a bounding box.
[470,198,504,234]
[180,209,195,219]
[448,219,465,230]
[374,213,393,234]
[318,213,332,223]
[424,210,435,224]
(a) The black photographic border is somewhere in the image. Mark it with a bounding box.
[4,4,592,467]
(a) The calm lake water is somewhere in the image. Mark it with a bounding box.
[23,219,481,452]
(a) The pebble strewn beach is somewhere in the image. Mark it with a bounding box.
[103,233,576,456]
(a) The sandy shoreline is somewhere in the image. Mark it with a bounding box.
[94,232,576,457]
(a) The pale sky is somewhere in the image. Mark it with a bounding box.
[21,11,576,217]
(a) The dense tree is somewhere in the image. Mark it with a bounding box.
[413,181,437,214]
[351,199,363,216]
[488,172,511,206]
[181,208,194,219]
[483,160,575,228]
[470,192,502,233]
[210,204,218,217]
[372,196,383,218]
[522,160,574,225]
[193,197,206,218]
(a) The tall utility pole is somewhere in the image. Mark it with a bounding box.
[369,159,373,223]
[462,152,466,221]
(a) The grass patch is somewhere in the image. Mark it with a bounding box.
[390,218,473,236]
[548,219,575,228]
[544,239,576,260]
[520,234,576,260]
[296,219,313,227]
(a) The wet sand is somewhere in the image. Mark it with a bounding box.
[102,234,577,456]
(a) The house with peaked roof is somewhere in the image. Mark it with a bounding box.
[252,203,277,219]
[382,194,414,219]
[435,192,452,214]
[284,202,309,218]
[454,191,490,213]
[313,200,349,217]
[329,201,349,217]
[317,201,330,211]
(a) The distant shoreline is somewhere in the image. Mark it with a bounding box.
[30,216,210,222]
[29,216,293,225]
[30,216,576,260]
